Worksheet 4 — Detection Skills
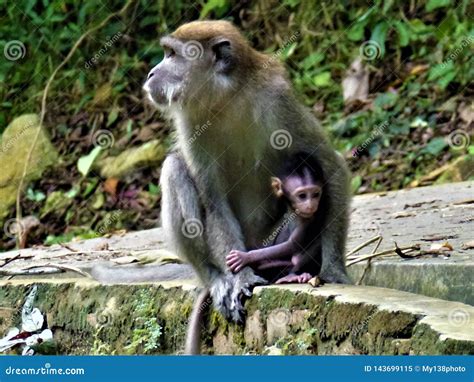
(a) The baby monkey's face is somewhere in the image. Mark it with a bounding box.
[271,174,322,219]
[288,183,322,219]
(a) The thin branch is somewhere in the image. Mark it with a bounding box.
[345,235,382,258]
[347,244,420,267]
[21,263,90,278]
[15,0,135,247]
[0,254,21,268]
[356,236,383,285]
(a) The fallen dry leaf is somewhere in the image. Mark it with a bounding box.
[104,178,119,196]
[392,211,416,218]
[429,242,453,252]
[112,256,138,265]
[461,240,474,250]
[308,276,324,287]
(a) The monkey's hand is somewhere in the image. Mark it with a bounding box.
[275,272,312,284]
[211,268,266,322]
[226,250,250,273]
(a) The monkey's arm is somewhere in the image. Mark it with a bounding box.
[226,222,308,273]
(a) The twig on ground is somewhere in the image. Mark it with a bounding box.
[356,236,383,285]
[59,243,79,252]
[0,254,22,268]
[1,263,91,278]
[345,235,382,258]
[347,244,420,267]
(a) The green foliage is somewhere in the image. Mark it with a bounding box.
[125,290,162,354]
[77,146,102,177]
[0,0,472,247]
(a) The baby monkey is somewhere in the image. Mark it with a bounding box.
[226,153,324,284]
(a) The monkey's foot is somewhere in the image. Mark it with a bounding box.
[275,272,312,284]
[210,269,266,322]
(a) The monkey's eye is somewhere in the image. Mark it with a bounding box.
[312,192,320,198]
[297,193,307,200]
[165,48,176,58]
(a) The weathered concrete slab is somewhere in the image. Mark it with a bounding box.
[1,181,472,304]
[348,181,473,305]
[0,280,472,355]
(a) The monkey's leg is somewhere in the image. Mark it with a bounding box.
[160,153,218,283]
[318,164,352,284]
[161,154,264,321]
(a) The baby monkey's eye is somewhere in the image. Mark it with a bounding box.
[312,192,320,198]
[297,193,307,200]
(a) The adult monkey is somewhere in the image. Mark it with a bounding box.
[143,21,351,325]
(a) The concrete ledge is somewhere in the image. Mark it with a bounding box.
[349,260,473,305]
[0,280,472,355]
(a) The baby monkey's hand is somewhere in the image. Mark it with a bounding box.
[226,249,250,273]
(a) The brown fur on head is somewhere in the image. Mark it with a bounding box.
[143,21,287,110]
[172,21,267,72]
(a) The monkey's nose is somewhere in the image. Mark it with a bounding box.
[147,71,155,80]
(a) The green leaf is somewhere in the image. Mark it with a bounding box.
[394,21,410,47]
[313,72,332,87]
[374,92,398,109]
[426,0,450,12]
[351,175,362,194]
[301,52,325,69]
[200,0,229,19]
[423,137,448,155]
[428,61,454,81]
[107,109,119,127]
[281,42,298,60]
[65,186,80,199]
[369,21,389,57]
[26,188,46,202]
[148,183,161,195]
[347,23,366,41]
[408,19,430,34]
[410,117,428,128]
[437,70,457,89]
[77,146,102,177]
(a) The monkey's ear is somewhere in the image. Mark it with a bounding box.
[271,177,284,198]
[211,38,234,74]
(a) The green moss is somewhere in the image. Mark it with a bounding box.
[1,282,472,355]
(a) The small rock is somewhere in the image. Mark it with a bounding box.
[0,114,58,224]
[98,139,166,178]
